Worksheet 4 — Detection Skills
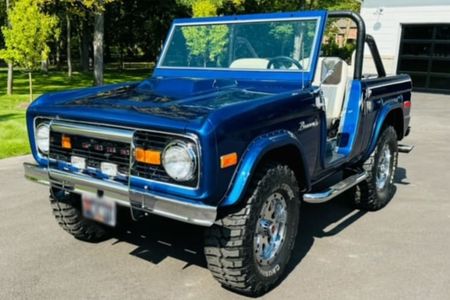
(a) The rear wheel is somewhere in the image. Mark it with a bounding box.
[204,164,300,296]
[353,126,398,211]
[50,187,109,242]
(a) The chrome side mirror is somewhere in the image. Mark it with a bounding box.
[320,69,335,86]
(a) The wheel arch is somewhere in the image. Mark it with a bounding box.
[220,130,311,207]
[367,105,404,156]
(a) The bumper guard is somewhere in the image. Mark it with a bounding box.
[23,163,217,226]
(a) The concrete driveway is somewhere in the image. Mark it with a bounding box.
[1,93,449,299]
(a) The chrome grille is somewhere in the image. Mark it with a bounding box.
[49,131,131,176]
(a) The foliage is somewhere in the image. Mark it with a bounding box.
[0,0,58,70]
[105,0,187,62]
[322,40,356,62]
[0,67,151,158]
[70,0,117,13]
[221,0,360,14]
[180,0,229,67]
[0,2,6,48]
[269,24,294,41]
[182,24,229,67]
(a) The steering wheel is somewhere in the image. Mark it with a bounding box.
[267,56,303,70]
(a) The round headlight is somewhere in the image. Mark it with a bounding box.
[162,140,197,182]
[36,122,50,154]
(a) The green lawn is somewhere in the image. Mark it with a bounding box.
[0,68,152,159]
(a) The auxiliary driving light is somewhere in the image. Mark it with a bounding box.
[71,156,86,170]
[100,162,118,177]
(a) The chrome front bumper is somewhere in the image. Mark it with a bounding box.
[24,163,217,226]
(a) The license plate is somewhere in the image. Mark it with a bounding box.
[82,193,116,227]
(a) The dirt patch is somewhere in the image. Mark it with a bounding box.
[17,102,30,109]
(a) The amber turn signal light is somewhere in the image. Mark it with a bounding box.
[220,152,238,169]
[61,135,72,149]
[135,147,161,165]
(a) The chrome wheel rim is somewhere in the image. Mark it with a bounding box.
[253,192,288,266]
[376,144,392,191]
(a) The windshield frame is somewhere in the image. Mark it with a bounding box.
[154,11,327,82]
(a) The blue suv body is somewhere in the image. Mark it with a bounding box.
[24,10,412,295]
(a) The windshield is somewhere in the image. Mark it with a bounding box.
[159,18,319,72]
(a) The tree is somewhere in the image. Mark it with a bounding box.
[0,0,58,101]
[5,0,14,96]
[178,0,230,67]
[74,0,116,86]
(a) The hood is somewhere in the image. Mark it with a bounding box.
[42,78,286,122]
[28,77,302,135]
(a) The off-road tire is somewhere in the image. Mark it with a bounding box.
[204,164,300,296]
[50,187,109,242]
[353,126,398,211]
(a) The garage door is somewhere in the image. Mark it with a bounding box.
[397,24,450,93]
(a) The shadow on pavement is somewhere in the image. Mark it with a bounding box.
[394,167,410,185]
[110,194,366,272]
[108,168,407,289]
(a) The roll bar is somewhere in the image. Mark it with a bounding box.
[327,11,386,79]
[328,11,365,79]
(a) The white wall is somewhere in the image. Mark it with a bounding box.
[360,4,450,75]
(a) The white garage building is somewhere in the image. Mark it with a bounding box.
[360,0,450,93]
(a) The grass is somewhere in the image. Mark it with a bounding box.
[0,67,152,159]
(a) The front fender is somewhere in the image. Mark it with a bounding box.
[220,130,310,207]
[367,101,403,156]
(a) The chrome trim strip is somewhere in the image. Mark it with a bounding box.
[23,163,216,227]
[130,190,216,227]
[303,172,368,204]
[51,120,134,143]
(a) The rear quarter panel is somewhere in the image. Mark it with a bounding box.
[352,74,412,161]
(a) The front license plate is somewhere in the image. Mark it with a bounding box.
[82,193,116,227]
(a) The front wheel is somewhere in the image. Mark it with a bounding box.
[204,164,300,296]
[353,126,398,211]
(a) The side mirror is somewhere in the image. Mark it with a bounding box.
[321,69,335,86]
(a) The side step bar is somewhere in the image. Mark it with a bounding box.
[303,172,368,204]
[398,144,414,153]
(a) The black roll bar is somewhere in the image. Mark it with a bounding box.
[328,11,366,79]
[365,34,386,77]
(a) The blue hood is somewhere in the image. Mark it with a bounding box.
[27,77,300,132]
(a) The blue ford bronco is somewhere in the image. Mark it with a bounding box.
[24,10,413,295]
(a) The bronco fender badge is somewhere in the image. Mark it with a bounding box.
[298,119,319,132]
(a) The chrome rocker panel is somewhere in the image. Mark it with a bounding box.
[23,163,217,227]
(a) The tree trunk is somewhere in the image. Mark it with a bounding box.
[28,72,33,102]
[80,20,90,72]
[41,59,48,73]
[66,14,72,78]
[56,40,62,69]
[7,63,13,95]
[6,0,13,95]
[93,11,104,86]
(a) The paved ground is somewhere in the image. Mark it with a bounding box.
[1,93,449,300]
